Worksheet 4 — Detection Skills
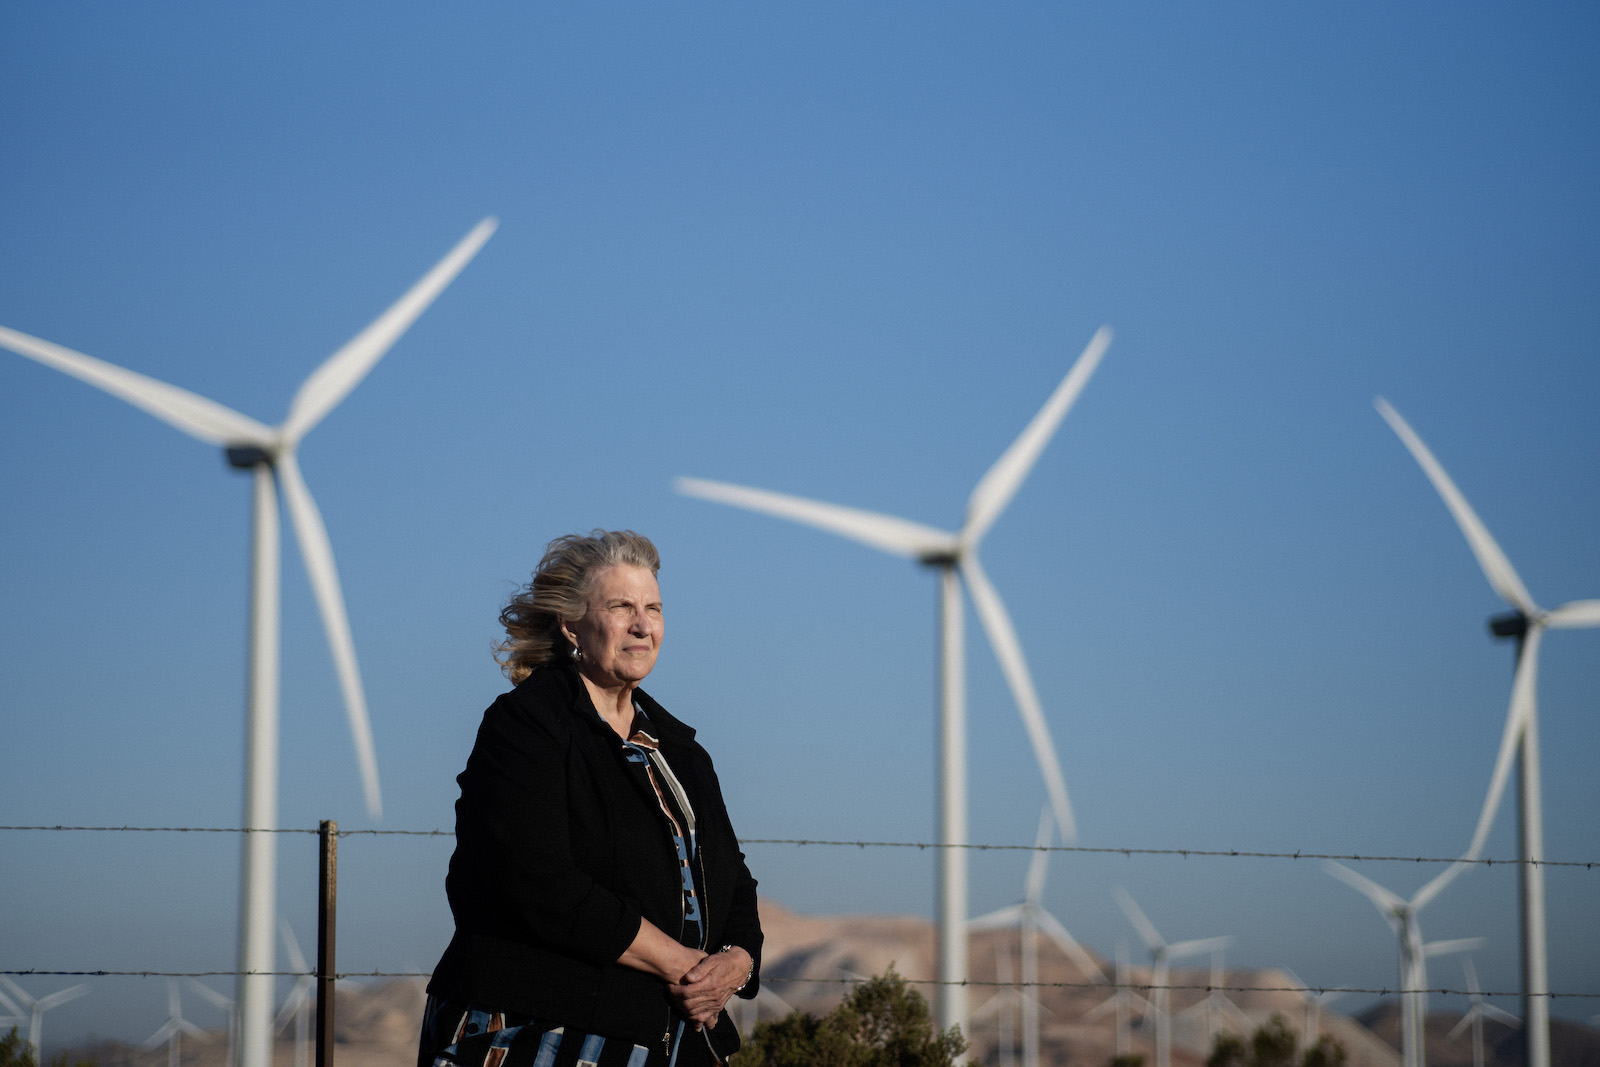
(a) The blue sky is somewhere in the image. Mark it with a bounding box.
[2,2,1597,1049]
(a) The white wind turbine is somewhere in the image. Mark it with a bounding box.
[1113,888,1231,1067]
[1083,941,1153,1060]
[0,217,497,1067]
[1448,956,1518,1067]
[677,326,1112,1027]
[1280,969,1347,1047]
[1177,943,1252,1045]
[0,979,89,1061]
[1375,397,1600,1067]
[276,921,317,1067]
[1323,861,1476,1067]
[187,980,237,1067]
[145,979,209,1067]
[969,806,1107,1067]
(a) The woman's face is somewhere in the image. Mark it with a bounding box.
[562,564,663,689]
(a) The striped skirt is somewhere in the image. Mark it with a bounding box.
[418,996,717,1067]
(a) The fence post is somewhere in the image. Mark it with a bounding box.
[317,820,337,1067]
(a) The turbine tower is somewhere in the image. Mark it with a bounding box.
[1083,941,1153,1059]
[0,218,497,1067]
[1323,861,1472,1067]
[0,978,89,1061]
[187,980,237,1067]
[1113,888,1230,1067]
[145,980,208,1067]
[676,326,1111,1026]
[969,806,1107,1067]
[1375,397,1600,1067]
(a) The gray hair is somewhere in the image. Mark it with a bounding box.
[495,529,661,683]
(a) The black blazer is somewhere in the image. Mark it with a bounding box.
[427,662,763,1053]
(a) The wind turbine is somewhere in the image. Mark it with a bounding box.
[276,921,317,1067]
[0,217,497,1067]
[676,326,1112,1027]
[1323,861,1473,1067]
[1113,889,1231,1067]
[1177,943,1252,1045]
[0,978,89,1061]
[1280,969,1346,1047]
[969,806,1107,1067]
[145,979,208,1067]
[1448,957,1518,1067]
[1083,941,1153,1060]
[187,980,237,1067]
[1375,397,1600,1067]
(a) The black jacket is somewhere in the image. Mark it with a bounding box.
[427,662,762,1054]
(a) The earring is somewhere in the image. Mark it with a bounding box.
[569,645,583,664]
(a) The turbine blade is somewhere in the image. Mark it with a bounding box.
[964,327,1112,545]
[1374,398,1539,617]
[0,977,28,1008]
[279,918,310,973]
[144,1020,180,1048]
[1460,626,1542,862]
[1482,1004,1520,1026]
[1410,858,1469,913]
[1167,936,1232,962]
[187,981,233,1011]
[1547,599,1600,628]
[34,985,88,1012]
[967,903,1026,931]
[0,325,274,446]
[277,452,382,817]
[1323,861,1406,916]
[179,1021,209,1040]
[282,218,497,443]
[961,554,1076,841]
[1423,938,1485,958]
[1114,888,1165,952]
[674,476,958,559]
[1023,806,1053,905]
[1035,907,1108,982]
[1447,1013,1475,1041]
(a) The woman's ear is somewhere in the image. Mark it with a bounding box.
[558,617,578,648]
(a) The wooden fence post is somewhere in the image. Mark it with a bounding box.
[317,820,337,1067]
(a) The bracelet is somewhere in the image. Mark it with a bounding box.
[720,944,753,992]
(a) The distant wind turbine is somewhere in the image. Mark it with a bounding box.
[1113,889,1230,1067]
[187,980,236,1067]
[1176,943,1252,1045]
[1280,969,1346,1047]
[0,217,497,1067]
[276,921,317,1067]
[1323,861,1474,1067]
[145,979,208,1067]
[1083,941,1153,1059]
[969,806,1106,1067]
[0,978,89,1061]
[1448,956,1518,1067]
[677,326,1112,1027]
[1375,397,1599,1067]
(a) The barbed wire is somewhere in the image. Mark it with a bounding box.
[2,969,1593,1000]
[2,825,1594,869]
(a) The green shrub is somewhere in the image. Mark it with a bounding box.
[731,967,975,1067]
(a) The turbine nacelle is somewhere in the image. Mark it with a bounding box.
[226,445,276,470]
[1489,611,1529,641]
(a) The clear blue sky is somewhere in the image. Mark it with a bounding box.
[2,2,1596,1050]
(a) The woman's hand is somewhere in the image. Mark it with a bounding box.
[667,946,752,1028]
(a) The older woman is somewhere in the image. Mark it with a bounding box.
[421,530,762,1067]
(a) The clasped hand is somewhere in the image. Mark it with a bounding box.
[668,946,751,1028]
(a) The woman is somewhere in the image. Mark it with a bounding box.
[421,530,762,1067]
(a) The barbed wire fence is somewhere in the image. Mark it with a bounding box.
[3,822,1596,1002]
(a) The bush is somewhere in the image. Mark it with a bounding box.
[731,967,975,1067]
[1206,1015,1345,1067]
